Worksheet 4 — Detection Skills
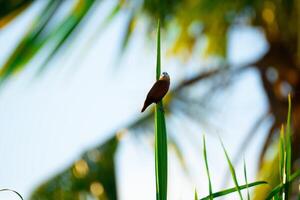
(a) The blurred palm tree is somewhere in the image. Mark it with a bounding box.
[1,0,299,199]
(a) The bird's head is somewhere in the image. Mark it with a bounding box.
[160,72,170,81]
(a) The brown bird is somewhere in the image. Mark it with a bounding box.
[141,72,170,112]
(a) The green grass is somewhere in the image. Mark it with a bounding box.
[266,169,300,200]
[196,136,268,200]
[265,94,300,200]
[194,135,267,200]
[199,96,299,200]
[199,135,267,200]
[154,20,168,200]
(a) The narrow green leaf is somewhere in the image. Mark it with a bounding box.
[1,0,99,84]
[203,135,213,199]
[156,19,161,81]
[200,181,267,200]
[220,139,243,200]
[243,159,250,200]
[154,20,168,200]
[279,125,285,183]
[279,124,285,198]
[273,194,280,200]
[283,94,292,199]
[0,0,62,83]
[36,0,98,75]
[266,169,300,200]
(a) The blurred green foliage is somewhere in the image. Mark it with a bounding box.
[30,136,119,200]
[0,0,32,27]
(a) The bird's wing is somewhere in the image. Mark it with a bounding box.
[146,79,170,102]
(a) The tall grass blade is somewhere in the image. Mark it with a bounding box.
[156,20,161,80]
[220,139,243,200]
[154,20,168,200]
[279,125,285,183]
[203,135,213,199]
[266,169,300,200]
[279,124,286,198]
[283,94,292,199]
[243,159,250,200]
[200,181,267,200]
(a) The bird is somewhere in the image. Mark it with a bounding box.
[141,72,170,112]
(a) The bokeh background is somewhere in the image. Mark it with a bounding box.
[0,0,299,199]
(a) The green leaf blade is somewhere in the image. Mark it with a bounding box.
[203,135,213,200]
[283,94,292,200]
[266,162,300,199]
[200,181,267,200]
[154,20,168,200]
[243,159,250,200]
[156,20,161,81]
[220,139,243,200]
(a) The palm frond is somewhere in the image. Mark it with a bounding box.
[0,0,33,28]
[1,0,99,84]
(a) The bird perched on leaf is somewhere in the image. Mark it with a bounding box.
[141,72,170,112]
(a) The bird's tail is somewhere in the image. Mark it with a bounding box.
[141,101,149,112]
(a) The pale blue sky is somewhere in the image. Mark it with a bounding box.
[0,1,269,200]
